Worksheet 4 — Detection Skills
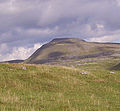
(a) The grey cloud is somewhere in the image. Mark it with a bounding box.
[0,0,120,61]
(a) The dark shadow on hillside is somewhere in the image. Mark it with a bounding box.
[110,63,120,70]
[48,52,64,58]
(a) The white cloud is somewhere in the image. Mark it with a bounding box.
[0,43,8,53]
[0,43,42,61]
[89,34,120,43]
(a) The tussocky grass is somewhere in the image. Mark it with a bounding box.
[0,63,120,111]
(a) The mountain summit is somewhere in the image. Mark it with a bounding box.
[25,38,120,64]
[51,38,86,42]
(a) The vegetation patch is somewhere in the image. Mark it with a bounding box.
[0,63,119,111]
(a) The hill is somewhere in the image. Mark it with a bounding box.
[0,60,24,64]
[111,63,120,70]
[25,38,120,67]
[0,63,120,111]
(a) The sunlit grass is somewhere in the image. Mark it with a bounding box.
[0,63,120,111]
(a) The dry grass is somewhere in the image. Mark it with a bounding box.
[0,63,120,111]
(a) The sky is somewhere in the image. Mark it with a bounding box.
[0,0,120,61]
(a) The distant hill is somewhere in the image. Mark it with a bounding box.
[24,38,120,65]
[1,60,24,64]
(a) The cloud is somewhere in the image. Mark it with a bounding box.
[0,43,41,61]
[0,0,120,61]
[89,34,120,43]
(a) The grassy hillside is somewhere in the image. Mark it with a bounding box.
[25,38,120,64]
[0,63,120,111]
[111,63,120,70]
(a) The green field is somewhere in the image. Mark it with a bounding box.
[0,63,120,111]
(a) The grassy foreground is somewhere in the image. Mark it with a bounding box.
[0,63,120,111]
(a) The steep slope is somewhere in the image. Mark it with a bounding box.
[111,63,120,70]
[25,38,120,64]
